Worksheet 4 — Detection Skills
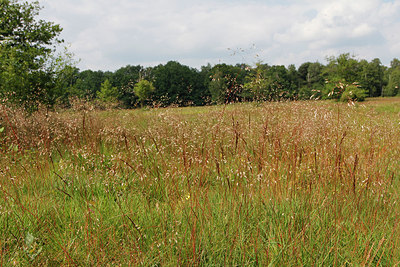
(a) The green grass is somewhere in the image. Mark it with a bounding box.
[1,100,400,265]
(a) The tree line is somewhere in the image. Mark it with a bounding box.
[35,55,400,108]
[1,0,400,111]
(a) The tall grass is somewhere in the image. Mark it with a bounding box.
[1,99,400,265]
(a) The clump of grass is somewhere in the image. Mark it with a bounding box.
[1,99,400,265]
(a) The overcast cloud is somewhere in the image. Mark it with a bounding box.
[33,0,400,71]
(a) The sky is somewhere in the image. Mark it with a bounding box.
[32,0,400,71]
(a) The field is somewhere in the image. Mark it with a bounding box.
[1,98,400,265]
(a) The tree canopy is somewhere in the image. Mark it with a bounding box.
[0,0,65,110]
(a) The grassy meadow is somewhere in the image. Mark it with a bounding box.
[1,98,400,265]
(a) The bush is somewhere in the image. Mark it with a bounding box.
[340,85,367,102]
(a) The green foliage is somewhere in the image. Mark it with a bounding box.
[209,69,228,104]
[340,84,367,102]
[0,0,64,110]
[134,80,155,106]
[112,65,143,107]
[384,60,400,97]
[297,62,325,99]
[265,65,296,100]
[153,61,207,106]
[325,53,361,84]
[359,58,386,97]
[97,79,119,103]
[323,54,386,99]
[208,64,246,104]
[72,70,107,100]
[386,69,400,96]
[243,64,298,101]
[242,67,268,101]
[324,79,367,102]
[322,76,342,100]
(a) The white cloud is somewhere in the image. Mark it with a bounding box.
[32,0,400,70]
